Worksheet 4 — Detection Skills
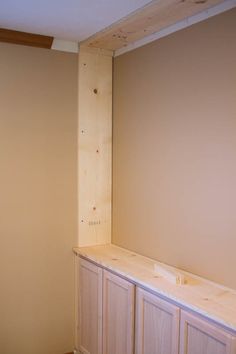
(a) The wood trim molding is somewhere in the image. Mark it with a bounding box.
[0,28,53,49]
[82,0,226,51]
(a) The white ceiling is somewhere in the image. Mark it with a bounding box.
[0,0,152,41]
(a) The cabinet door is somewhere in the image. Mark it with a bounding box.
[103,270,135,354]
[78,258,103,354]
[180,310,236,354]
[135,287,180,354]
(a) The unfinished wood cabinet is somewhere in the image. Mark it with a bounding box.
[78,258,103,354]
[135,287,180,354]
[76,253,236,354]
[180,310,236,354]
[103,270,135,354]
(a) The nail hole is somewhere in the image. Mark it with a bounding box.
[93,88,98,94]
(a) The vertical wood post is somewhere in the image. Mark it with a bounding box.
[78,46,113,247]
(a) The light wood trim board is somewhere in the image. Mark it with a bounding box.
[78,47,112,246]
[82,0,226,51]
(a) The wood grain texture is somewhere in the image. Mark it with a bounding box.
[74,245,236,333]
[78,258,103,354]
[78,46,112,247]
[0,28,53,48]
[82,0,225,50]
[180,311,236,354]
[103,270,135,354]
[135,287,180,354]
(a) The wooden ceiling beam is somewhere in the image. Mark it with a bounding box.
[82,0,226,51]
[0,28,54,49]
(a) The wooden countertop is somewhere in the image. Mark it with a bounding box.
[73,244,236,333]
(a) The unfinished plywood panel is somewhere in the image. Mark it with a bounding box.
[82,0,225,51]
[78,46,112,247]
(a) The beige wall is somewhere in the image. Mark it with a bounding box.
[113,9,236,289]
[0,43,78,354]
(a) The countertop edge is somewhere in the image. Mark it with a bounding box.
[73,246,236,334]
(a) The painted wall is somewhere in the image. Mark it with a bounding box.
[113,9,236,289]
[0,43,77,354]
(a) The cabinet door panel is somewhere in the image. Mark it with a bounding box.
[180,310,236,354]
[78,258,103,354]
[135,287,180,354]
[103,270,135,354]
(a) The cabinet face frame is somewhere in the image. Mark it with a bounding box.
[103,269,135,354]
[78,258,103,354]
[135,286,180,354]
[180,310,236,354]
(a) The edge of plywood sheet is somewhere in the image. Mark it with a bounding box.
[78,47,112,247]
[115,0,236,56]
[81,0,226,51]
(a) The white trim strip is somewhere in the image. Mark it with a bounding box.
[115,0,236,57]
[51,38,79,53]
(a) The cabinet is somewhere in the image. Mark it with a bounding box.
[180,310,236,354]
[103,270,135,354]
[78,259,135,354]
[135,287,180,354]
[78,258,103,354]
[77,256,236,354]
